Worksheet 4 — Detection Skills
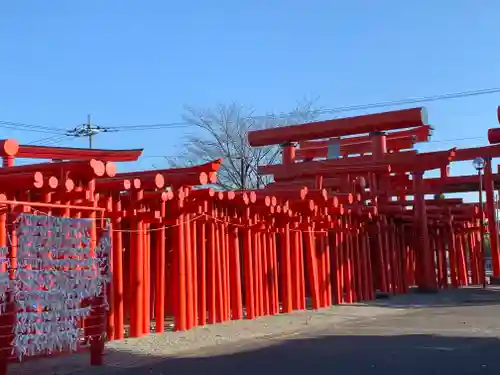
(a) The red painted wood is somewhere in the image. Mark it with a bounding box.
[248,107,427,146]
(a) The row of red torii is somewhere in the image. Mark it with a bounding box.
[0,105,499,371]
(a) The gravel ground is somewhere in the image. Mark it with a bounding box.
[9,286,500,375]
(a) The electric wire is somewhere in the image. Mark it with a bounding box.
[428,136,483,144]
[26,135,66,146]
[0,86,498,147]
[42,136,73,147]
[138,136,488,160]
[102,86,500,132]
[0,120,68,135]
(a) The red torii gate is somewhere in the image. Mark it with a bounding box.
[0,104,498,373]
[248,106,500,290]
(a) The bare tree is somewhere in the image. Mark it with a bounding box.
[168,101,321,190]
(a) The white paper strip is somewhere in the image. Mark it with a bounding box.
[0,247,12,312]
[11,214,111,361]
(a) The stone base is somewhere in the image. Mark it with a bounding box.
[489,276,500,286]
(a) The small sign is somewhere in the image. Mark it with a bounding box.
[326,138,341,159]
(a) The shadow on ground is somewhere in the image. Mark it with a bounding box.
[32,333,500,375]
[9,286,500,375]
[366,286,500,309]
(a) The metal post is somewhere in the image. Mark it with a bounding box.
[478,168,487,288]
[473,157,487,288]
[496,192,500,276]
[484,157,499,277]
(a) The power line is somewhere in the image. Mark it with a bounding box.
[102,86,500,132]
[27,136,70,147]
[311,87,500,117]
[65,115,117,149]
[22,133,486,154]
[428,136,483,144]
[137,135,487,160]
[0,86,499,138]
[2,116,114,147]
[26,135,67,145]
[0,120,66,132]
[0,120,68,135]
[105,123,188,132]
[42,136,75,147]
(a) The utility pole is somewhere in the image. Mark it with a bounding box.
[87,114,93,149]
[66,114,115,149]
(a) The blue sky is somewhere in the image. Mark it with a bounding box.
[1,1,500,200]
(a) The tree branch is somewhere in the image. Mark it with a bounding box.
[170,99,322,189]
